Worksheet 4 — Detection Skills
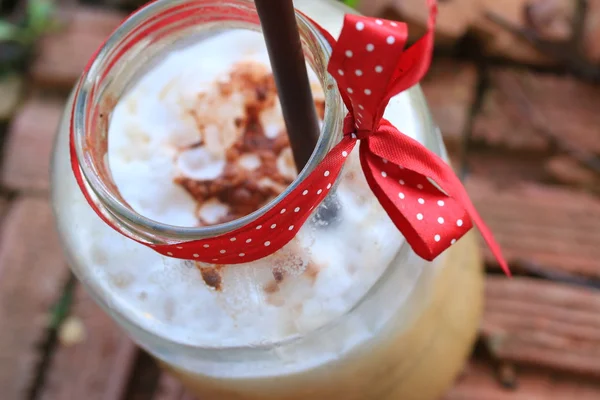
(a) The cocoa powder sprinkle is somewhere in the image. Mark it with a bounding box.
[174,60,326,226]
[198,266,223,291]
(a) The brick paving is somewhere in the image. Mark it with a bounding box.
[466,177,600,277]
[2,97,65,193]
[421,60,478,152]
[1,2,600,399]
[30,7,125,89]
[545,155,600,193]
[482,276,600,377]
[0,198,68,400]
[472,69,600,153]
[444,361,600,400]
[39,286,137,400]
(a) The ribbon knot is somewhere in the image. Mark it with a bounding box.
[343,114,370,140]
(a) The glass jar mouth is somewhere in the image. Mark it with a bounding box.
[72,0,344,243]
[66,0,446,365]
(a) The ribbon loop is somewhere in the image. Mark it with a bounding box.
[328,14,410,131]
[359,124,474,260]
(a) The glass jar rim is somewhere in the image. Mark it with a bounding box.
[71,0,344,244]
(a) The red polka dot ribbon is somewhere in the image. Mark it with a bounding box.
[70,0,510,276]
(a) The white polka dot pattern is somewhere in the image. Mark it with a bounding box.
[70,1,510,276]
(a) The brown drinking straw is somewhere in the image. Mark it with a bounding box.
[254,0,321,173]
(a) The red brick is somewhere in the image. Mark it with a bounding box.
[0,197,69,400]
[473,0,573,65]
[39,285,137,400]
[421,60,478,151]
[466,177,600,277]
[482,276,600,376]
[477,0,600,65]
[2,97,65,192]
[522,0,575,41]
[545,156,600,192]
[472,69,600,153]
[444,360,600,399]
[584,0,600,63]
[30,7,125,89]
[465,148,549,184]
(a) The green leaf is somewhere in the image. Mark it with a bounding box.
[27,0,55,34]
[342,0,360,8]
[0,21,19,42]
[49,277,76,329]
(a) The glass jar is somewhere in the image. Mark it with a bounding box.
[51,0,484,399]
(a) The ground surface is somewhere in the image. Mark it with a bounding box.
[1,2,600,399]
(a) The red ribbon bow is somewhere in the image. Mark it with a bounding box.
[71,0,509,276]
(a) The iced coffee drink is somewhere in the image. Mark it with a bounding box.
[51,0,484,399]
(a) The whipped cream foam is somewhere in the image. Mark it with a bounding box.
[62,28,427,375]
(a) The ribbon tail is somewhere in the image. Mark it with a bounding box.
[440,170,512,277]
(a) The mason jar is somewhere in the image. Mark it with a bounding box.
[51,0,484,399]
